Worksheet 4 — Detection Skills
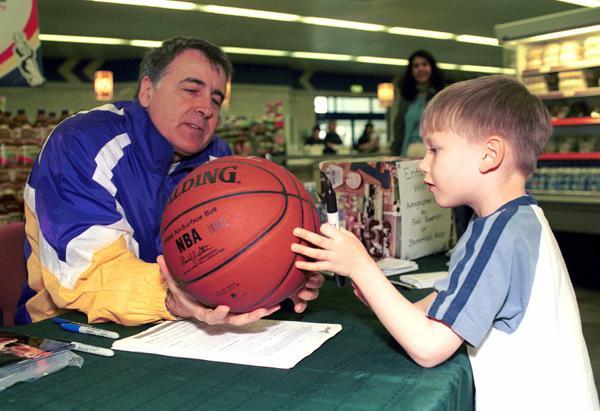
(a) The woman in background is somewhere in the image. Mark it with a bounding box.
[391,51,471,234]
[391,50,445,157]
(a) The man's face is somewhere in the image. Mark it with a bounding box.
[138,49,227,159]
[419,131,482,210]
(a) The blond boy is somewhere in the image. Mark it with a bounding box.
[292,76,598,410]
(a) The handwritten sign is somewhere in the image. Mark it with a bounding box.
[396,160,451,260]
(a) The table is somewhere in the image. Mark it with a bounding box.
[0,255,473,410]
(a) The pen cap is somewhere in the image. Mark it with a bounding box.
[325,178,337,213]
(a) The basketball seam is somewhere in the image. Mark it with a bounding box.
[162,190,309,234]
[235,173,314,311]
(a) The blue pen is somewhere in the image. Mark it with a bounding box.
[54,317,120,339]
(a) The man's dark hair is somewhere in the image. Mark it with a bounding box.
[136,36,232,97]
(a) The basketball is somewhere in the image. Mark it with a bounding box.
[160,156,319,313]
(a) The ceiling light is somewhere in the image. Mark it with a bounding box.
[290,52,353,61]
[455,35,499,46]
[129,40,163,48]
[223,47,289,57]
[39,34,129,45]
[387,27,454,40]
[377,83,395,108]
[197,5,300,21]
[554,0,600,7]
[504,24,600,44]
[89,0,196,10]
[355,56,408,66]
[94,70,114,101]
[39,34,512,74]
[437,63,459,70]
[86,0,501,47]
[300,17,385,32]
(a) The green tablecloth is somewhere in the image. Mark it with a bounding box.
[0,255,473,410]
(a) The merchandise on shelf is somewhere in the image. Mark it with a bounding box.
[526,46,544,70]
[528,158,600,195]
[520,30,600,101]
[216,101,287,157]
[542,43,561,67]
[522,75,548,95]
[497,7,600,211]
[583,36,600,61]
[558,70,587,93]
[0,109,57,225]
[559,41,582,65]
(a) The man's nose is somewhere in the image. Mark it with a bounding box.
[195,98,214,118]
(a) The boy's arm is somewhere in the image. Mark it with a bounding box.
[292,225,463,368]
[346,260,462,368]
[414,291,437,313]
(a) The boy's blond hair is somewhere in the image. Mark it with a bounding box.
[420,75,552,177]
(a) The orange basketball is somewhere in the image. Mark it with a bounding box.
[160,156,319,313]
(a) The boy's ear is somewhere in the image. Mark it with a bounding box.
[138,76,154,108]
[479,136,505,173]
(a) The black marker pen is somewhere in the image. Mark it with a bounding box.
[325,178,346,287]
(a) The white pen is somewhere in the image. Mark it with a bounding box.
[70,342,115,357]
[325,178,345,287]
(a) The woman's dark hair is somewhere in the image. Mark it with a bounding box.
[400,50,444,101]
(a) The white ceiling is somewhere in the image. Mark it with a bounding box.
[37,0,584,76]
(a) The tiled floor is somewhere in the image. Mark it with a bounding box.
[575,287,600,395]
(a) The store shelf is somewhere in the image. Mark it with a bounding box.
[551,117,600,127]
[539,152,600,161]
[538,87,600,100]
[522,60,600,77]
[534,195,600,234]
[495,8,600,234]
[530,191,600,204]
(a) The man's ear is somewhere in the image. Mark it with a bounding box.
[138,76,154,108]
[479,136,505,173]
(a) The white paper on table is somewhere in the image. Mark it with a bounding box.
[112,319,341,369]
[398,271,448,289]
[376,258,419,276]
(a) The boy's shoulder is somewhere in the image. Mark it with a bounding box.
[465,199,541,248]
[498,202,541,241]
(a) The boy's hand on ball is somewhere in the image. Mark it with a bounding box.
[158,256,280,326]
[291,225,377,281]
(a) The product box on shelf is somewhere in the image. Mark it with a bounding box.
[319,157,452,261]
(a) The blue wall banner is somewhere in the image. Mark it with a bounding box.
[0,0,44,87]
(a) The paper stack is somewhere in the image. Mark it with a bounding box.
[396,271,448,289]
[376,258,419,277]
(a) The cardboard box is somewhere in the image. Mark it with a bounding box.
[319,157,452,261]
